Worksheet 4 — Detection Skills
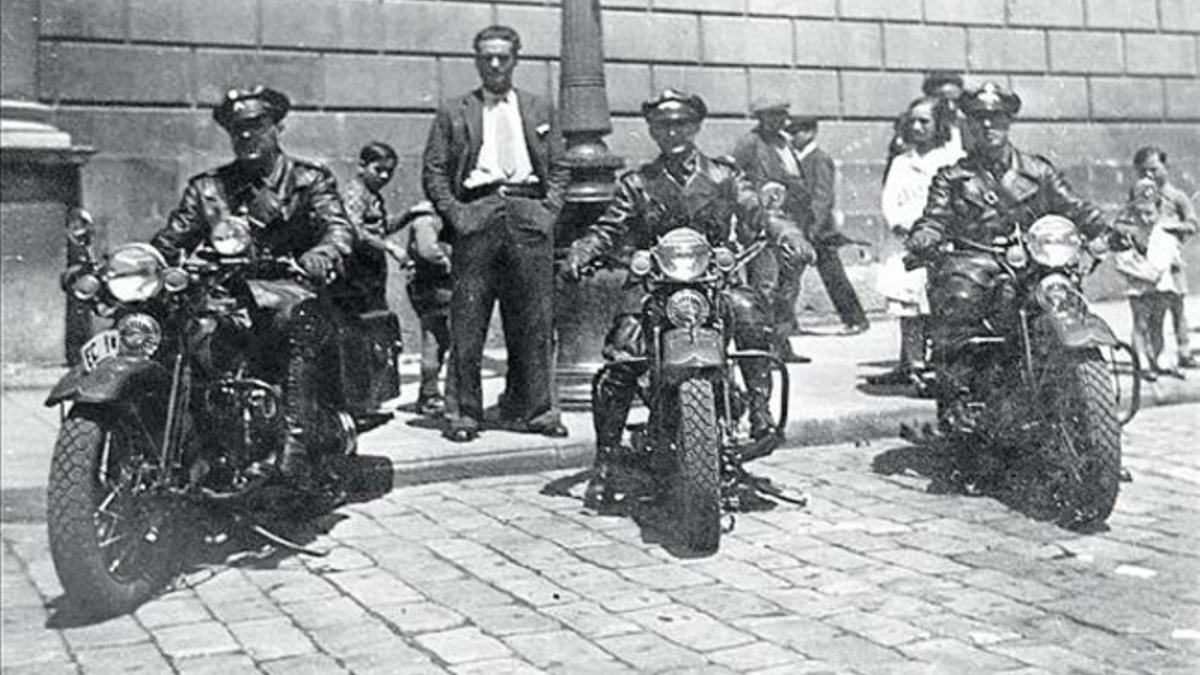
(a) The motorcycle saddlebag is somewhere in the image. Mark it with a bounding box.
[337,310,401,413]
[930,253,1006,323]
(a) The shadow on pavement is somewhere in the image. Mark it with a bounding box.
[44,454,395,629]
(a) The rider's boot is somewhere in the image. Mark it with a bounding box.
[585,364,640,508]
[279,303,326,489]
[584,445,618,509]
[744,362,782,447]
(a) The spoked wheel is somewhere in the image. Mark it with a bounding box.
[1038,351,1122,530]
[673,378,721,553]
[47,405,174,616]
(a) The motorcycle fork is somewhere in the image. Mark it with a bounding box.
[159,346,192,479]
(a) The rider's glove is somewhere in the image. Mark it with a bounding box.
[906,228,942,254]
[299,248,338,283]
[777,230,816,266]
[558,248,588,284]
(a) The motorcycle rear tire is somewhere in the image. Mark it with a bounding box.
[47,406,171,617]
[1047,352,1122,529]
[673,378,721,552]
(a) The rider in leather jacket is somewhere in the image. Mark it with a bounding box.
[150,86,353,484]
[905,82,1124,412]
[563,89,812,495]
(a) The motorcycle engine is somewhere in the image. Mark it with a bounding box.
[206,379,283,471]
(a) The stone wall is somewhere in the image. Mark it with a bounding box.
[3,0,1199,350]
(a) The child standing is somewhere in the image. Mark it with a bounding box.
[1133,146,1197,368]
[1115,179,1186,381]
[338,142,407,313]
[402,201,453,416]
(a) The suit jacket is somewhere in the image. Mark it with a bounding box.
[731,128,807,221]
[421,88,567,235]
[795,143,837,242]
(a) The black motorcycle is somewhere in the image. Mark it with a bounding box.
[584,226,800,552]
[908,215,1139,529]
[45,212,401,615]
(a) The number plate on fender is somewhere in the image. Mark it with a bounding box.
[662,327,725,368]
[79,330,120,372]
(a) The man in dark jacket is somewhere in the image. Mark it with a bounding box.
[422,25,569,442]
[730,98,815,362]
[150,86,353,481]
[907,83,1122,413]
[786,115,870,336]
[563,90,811,503]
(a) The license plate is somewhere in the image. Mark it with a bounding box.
[80,330,120,372]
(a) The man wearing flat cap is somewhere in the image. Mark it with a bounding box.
[906,82,1124,425]
[151,85,354,484]
[563,89,807,504]
[731,98,818,362]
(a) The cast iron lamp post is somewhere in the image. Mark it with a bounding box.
[554,0,625,408]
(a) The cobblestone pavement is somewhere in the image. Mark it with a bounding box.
[4,405,1198,674]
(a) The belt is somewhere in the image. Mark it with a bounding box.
[462,183,545,201]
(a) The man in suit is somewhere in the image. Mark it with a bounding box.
[730,98,815,363]
[422,24,569,442]
[787,115,870,336]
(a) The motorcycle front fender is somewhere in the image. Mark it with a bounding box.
[45,357,171,408]
[660,327,725,371]
[1033,310,1120,350]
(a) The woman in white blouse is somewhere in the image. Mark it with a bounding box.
[869,95,964,387]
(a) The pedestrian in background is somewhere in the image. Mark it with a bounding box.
[402,201,454,417]
[422,24,568,443]
[786,115,870,336]
[1115,179,1189,381]
[335,141,407,314]
[731,98,814,362]
[869,95,963,388]
[1133,146,1197,369]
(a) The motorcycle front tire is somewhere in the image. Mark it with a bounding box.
[673,378,721,552]
[47,405,171,617]
[1047,351,1122,530]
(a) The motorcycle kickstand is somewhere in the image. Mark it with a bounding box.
[232,513,329,557]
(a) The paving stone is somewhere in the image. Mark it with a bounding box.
[669,586,786,621]
[61,615,151,650]
[134,594,212,628]
[618,564,716,590]
[503,629,615,669]
[250,568,342,605]
[868,547,973,575]
[411,577,514,610]
[200,594,280,624]
[282,596,370,630]
[172,652,260,675]
[489,575,580,607]
[375,601,468,634]
[825,610,930,647]
[986,641,1108,674]
[259,652,348,674]
[227,616,316,661]
[0,627,73,668]
[449,658,545,675]
[459,603,561,636]
[596,631,708,671]
[541,601,642,638]
[73,640,172,673]
[625,602,755,651]
[900,637,1023,672]
[707,640,807,670]
[416,626,513,664]
[336,636,440,673]
[326,567,424,607]
[571,541,662,569]
[152,620,240,659]
[685,558,790,590]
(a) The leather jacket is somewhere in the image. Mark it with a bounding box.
[909,145,1109,250]
[571,150,781,264]
[151,154,353,266]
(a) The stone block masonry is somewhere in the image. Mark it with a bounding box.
[2,0,1197,355]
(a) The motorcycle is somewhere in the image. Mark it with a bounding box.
[582,226,802,552]
[906,215,1139,529]
[45,211,401,615]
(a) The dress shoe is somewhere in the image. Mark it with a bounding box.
[866,367,913,386]
[443,426,479,442]
[840,321,870,336]
[1179,354,1199,369]
[1138,369,1158,383]
[1156,367,1185,380]
[416,395,446,417]
[529,421,569,438]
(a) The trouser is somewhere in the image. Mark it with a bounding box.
[417,311,450,401]
[746,244,805,341]
[899,316,929,369]
[445,195,558,431]
[592,286,775,450]
[814,243,868,327]
[1162,291,1191,358]
[1129,293,1167,371]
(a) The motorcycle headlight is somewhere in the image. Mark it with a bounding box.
[666,289,711,328]
[1026,215,1082,267]
[712,246,736,272]
[652,228,712,282]
[116,312,161,359]
[1034,273,1082,313]
[105,243,165,303]
[162,267,189,293]
[211,217,253,256]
